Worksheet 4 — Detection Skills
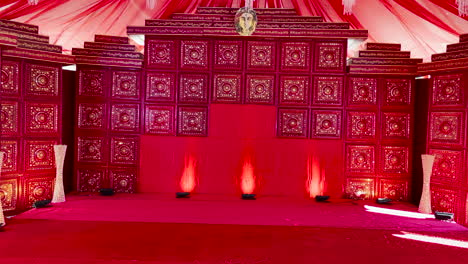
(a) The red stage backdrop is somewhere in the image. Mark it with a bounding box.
[130,7,418,200]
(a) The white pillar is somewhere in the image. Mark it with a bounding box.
[52,145,67,203]
[0,152,5,226]
[419,154,435,214]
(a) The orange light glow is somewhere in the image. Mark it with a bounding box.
[306,156,325,198]
[241,158,256,194]
[180,155,197,193]
[393,232,468,249]
[364,205,435,219]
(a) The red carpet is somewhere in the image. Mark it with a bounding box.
[1,194,468,264]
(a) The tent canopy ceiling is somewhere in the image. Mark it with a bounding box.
[0,0,467,61]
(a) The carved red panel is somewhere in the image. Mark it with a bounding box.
[381,145,409,174]
[145,105,175,135]
[315,42,344,72]
[429,149,463,183]
[345,178,375,199]
[25,176,53,207]
[146,72,175,102]
[382,112,410,139]
[245,74,275,104]
[179,73,209,103]
[24,140,56,171]
[78,168,104,192]
[212,74,242,103]
[1,60,19,96]
[312,76,343,106]
[177,106,208,137]
[348,77,377,105]
[112,71,139,99]
[429,112,464,146]
[0,179,17,211]
[77,136,105,163]
[0,140,18,172]
[346,145,375,173]
[25,102,59,135]
[277,108,309,138]
[147,39,177,68]
[110,137,139,165]
[311,110,342,138]
[379,179,408,201]
[432,74,463,106]
[247,41,276,70]
[78,69,106,96]
[25,64,59,97]
[110,103,140,132]
[280,42,310,71]
[431,187,458,213]
[110,168,136,193]
[384,79,411,105]
[181,40,209,69]
[0,101,19,135]
[78,103,105,130]
[279,75,309,106]
[347,111,376,139]
[214,40,242,70]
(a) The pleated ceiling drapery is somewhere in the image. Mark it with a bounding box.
[0,0,467,60]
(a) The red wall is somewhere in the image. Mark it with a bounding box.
[140,104,344,197]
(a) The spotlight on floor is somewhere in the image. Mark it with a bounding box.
[176,192,190,198]
[315,195,330,202]
[241,194,256,200]
[33,199,51,208]
[99,188,114,196]
[434,211,454,221]
[376,198,392,204]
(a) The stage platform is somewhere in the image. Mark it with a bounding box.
[2,194,468,264]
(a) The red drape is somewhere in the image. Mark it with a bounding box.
[0,0,467,60]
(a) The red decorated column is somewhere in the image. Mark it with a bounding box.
[0,19,74,212]
[347,43,421,201]
[418,33,468,226]
[73,35,143,193]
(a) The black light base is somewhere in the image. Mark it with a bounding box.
[241,194,256,200]
[99,188,114,196]
[315,195,330,202]
[0,223,5,231]
[176,192,191,198]
[33,199,51,208]
[376,198,392,204]
[434,211,454,221]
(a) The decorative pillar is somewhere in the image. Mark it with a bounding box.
[0,152,5,226]
[419,154,435,214]
[52,145,67,203]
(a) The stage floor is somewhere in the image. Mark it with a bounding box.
[13,193,467,231]
[2,194,468,264]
